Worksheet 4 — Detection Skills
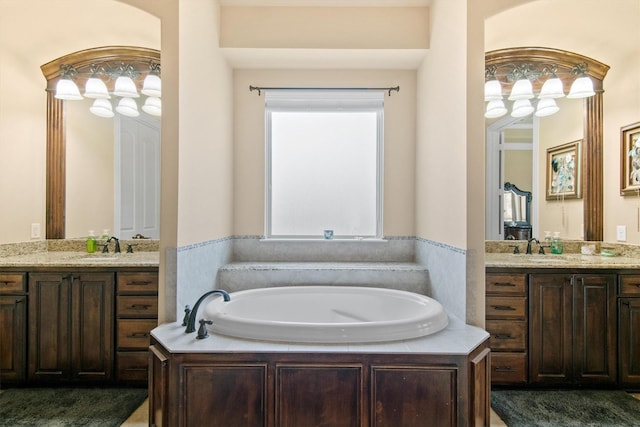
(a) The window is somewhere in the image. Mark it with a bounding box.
[265,90,384,239]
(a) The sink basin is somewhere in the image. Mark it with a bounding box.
[527,257,568,263]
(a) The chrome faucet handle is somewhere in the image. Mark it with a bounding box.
[196,319,213,340]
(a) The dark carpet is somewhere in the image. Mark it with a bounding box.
[492,389,640,427]
[0,387,147,427]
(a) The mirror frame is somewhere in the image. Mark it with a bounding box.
[40,46,161,239]
[486,47,609,241]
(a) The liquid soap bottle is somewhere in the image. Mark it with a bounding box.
[86,230,97,253]
[551,231,564,254]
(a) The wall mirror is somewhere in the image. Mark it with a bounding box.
[485,47,609,241]
[41,46,161,239]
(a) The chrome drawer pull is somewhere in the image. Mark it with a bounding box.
[492,305,516,311]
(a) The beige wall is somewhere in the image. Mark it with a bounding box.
[220,6,429,50]
[486,0,640,243]
[232,69,417,237]
[0,0,160,244]
[176,0,234,246]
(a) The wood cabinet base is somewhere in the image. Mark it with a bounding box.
[149,339,490,427]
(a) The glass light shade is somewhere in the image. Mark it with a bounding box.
[142,96,162,116]
[567,75,595,98]
[115,97,140,117]
[511,99,534,117]
[89,98,114,118]
[538,77,565,99]
[508,78,534,101]
[484,79,502,102]
[485,100,508,118]
[141,74,161,97]
[55,78,83,100]
[84,77,110,99]
[534,98,560,117]
[113,75,139,98]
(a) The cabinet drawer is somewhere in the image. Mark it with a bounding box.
[491,353,527,384]
[486,320,527,351]
[486,273,526,295]
[117,272,158,294]
[0,273,26,294]
[117,296,158,318]
[118,319,157,349]
[116,351,149,382]
[619,275,640,296]
[486,296,526,319]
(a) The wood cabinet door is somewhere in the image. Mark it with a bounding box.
[28,273,72,381]
[529,273,573,384]
[71,272,114,381]
[619,298,640,386]
[573,274,617,384]
[0,295,27,381]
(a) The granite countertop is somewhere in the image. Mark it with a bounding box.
[486,252,640,269]
[0,250,159,267]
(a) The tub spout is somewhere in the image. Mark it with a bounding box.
[185,289,231,333]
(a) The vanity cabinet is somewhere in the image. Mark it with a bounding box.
[28,271,115,382]
[0,272,27,382]
[529,273,617,385]
[618,274,640,386]
[485,272,528,384]
[115,271,158,383]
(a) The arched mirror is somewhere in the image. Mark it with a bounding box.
[485,47,609,241]
[41,46,161,239]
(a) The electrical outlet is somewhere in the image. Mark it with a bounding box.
[31,223,41,239]
[616,225,627,242]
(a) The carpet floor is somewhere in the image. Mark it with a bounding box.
[492,389,640,427]
[0,387,148,427]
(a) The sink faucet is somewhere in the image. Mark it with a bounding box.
[103,236,121,253]
[526,237,540,255]
[185,289,231,334]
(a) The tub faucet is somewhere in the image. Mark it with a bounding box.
[185,289,231,333]
[526,237,539,255]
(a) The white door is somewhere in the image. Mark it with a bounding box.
[115,114,161,239]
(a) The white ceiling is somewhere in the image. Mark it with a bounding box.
[219,0,431,6]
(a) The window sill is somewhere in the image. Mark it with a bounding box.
[259,238,388,243]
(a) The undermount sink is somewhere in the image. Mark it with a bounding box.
[526,256,568,263]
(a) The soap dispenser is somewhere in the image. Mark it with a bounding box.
[551,232,563,254]
[86,230,97,253]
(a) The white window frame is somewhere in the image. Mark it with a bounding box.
[264,89,385,239]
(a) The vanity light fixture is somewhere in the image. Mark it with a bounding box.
[53,60,161,118]
[567,64,595,98]
[54,65,83,100]
[484,61,596,119]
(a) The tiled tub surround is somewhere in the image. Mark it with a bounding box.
[175,236,468,322]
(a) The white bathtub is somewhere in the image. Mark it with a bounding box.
[202,286,449,343]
